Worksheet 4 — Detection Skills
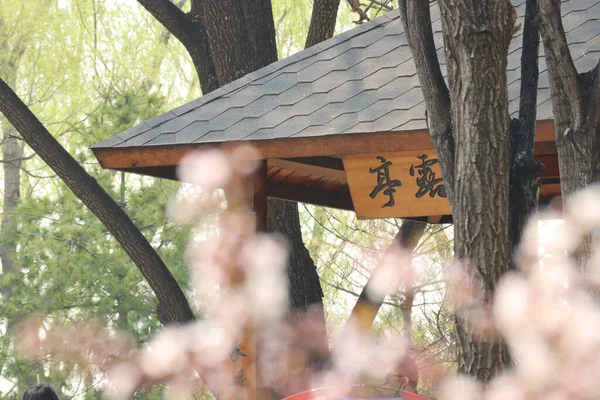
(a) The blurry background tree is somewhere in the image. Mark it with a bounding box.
[0,0,453,398]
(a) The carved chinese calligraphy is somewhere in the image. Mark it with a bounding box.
[409,154,447,199]
[233,368,246,387]
[343,151,452,219]
[369,156,402,207]
[223,330,255,400]
[230,340,248,363]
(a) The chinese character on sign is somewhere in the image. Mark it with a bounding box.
[369,156,402,208]
[409,154,447,199]
[230,340,247,363]
[233,368,246,387]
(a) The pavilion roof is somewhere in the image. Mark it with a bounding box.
[92,0,600,153]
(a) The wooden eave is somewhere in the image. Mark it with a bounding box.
[93,121,561,219]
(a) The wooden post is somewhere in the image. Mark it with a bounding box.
[253,160,268,400]
[224,159,268,400]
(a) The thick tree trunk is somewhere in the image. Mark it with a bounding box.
[200,0,336,324]
[0,79,195,326]
[538,0,600,271]
[439,0,515,381]
[402,0,547,383]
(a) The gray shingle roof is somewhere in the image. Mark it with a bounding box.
[94,0,600,150]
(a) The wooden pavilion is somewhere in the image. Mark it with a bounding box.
[92,1,600,224]
[91,2,599,399]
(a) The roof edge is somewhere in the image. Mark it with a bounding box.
[94,120,556,170]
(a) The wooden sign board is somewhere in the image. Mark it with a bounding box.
[343,151,451,219]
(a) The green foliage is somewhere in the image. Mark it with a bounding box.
[0,1,199,397]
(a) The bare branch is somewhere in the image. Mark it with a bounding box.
[138,0,219,93]
[137,0,192,46]
[517,0,540,143]
[346,0,370,24]
[345,219,427,330]
[538,0,583,130]
[508,0,546,252]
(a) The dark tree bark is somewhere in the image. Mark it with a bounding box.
[538,0,600,271]
[137,0,219,93]
[305,0,341,48]
[400,0,521,381]
[440,0,516,382]
[0,79,195,326]
[267,201,324,313]
[348,219,426,331]
[509,0,545,257]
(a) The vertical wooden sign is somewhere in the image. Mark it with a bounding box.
[220,161,268,400]
[343,150,451,219]
[223,328,257,400]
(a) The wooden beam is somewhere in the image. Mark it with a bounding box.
[284,156,345,171]
[92,120,556,170]
[268,159,346,181]
[267,181,354,211]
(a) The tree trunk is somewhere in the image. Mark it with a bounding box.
[400,0,551,380]
[305,0,341,48]
[267,201,324,313]
[538,0,600,272]
[0,79,195,326]
[200,0,339,328]
[348,219,426,332]
[0,29,25,303]
[0,119,21,302]
[439,0,515,381]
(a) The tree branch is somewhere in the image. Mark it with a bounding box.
[137,0,192,46]
[346,219,427,330]
[508,0,545,252]
[538,0,583,130]
[138,0,219,93]
[517,0,540,145]
[398,0,455,205]
[0,78,195,325]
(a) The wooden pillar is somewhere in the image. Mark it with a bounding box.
[253,160,268,400]
[225,160,268,400]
